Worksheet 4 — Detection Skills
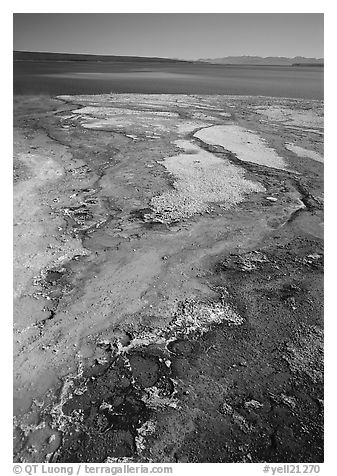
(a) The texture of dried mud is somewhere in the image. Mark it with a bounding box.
[13,94,323,463]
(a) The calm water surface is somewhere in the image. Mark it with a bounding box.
[14,61,323,99]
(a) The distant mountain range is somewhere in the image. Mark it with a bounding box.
[198,56,324,66]
[13,51,324,67]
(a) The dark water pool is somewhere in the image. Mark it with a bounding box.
[14,61,323,99]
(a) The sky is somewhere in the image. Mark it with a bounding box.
[13,13,324,60]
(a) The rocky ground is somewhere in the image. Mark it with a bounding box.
[13,94,323,463]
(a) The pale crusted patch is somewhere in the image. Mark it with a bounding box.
[285,143,323,163]
[141,386,180,410]
[149,140,264,223]
[171,299,244,337]
[255,105,323,129]
[135,420,157,454]
[195,125,287,170]
[49,358,85,432]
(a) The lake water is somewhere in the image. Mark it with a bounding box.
[13,61,323,99]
